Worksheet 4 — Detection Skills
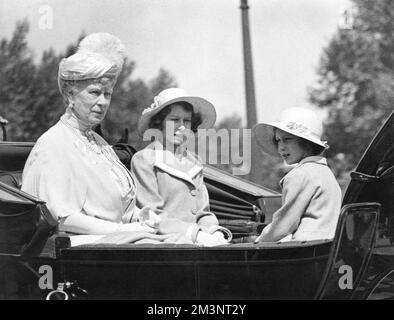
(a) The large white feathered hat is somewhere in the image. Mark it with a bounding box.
[58,32,125,85]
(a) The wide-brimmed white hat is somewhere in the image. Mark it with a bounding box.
[138,88,217,135]
[252,107,329,157]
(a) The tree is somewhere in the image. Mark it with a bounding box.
[0,20,176,149]
[149,68,178,97]
[309,0,394,188]
[0,21,80,142]
[0,20,37,141]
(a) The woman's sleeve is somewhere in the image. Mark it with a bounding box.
[195,184,219,229]
[257,170,316,242]
[196,212,219,229]
[59,212,121,234]
[22,145,87,220]
[196,194,219,231]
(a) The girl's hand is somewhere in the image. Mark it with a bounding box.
[196,231,229,247]
[207,225,233,242]
[212,231,229,244]
[138,206,161,229]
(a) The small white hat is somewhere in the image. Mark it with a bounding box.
[138,88,217,135]
[252,107,329,157]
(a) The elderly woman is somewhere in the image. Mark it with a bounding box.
[22,33,159,245]
[131,88,231,246]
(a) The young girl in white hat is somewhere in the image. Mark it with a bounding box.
[252,107,342,242]
[132,88,232,246]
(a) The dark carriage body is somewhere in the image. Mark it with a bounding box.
[0,111,393,299]
[34,241,331,300]
[341,110,394,299]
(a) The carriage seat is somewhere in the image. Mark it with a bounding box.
[0,171,23,189]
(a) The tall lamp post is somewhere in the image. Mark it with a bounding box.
[240,0,257,128]
[240,0,260,182]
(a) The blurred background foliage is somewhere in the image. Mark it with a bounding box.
[308,0,394,190]
[1,0,393,192]
[0,19,177,148]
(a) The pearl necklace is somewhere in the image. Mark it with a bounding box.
[60,117,106,155]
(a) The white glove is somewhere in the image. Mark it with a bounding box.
[212,231,229,243]
[207,225,233,242]
[196,230,229,247]
[136,206,161,229]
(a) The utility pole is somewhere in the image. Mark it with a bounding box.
[240,0,261,184]
[240,0,257,128]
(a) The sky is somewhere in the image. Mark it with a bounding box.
[0,0,351,125]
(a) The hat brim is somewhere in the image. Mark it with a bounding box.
[138,96,217,136]
[253,122,328,157]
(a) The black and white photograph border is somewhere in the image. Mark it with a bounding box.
[0,0,393,303]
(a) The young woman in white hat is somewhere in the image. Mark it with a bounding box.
[252,107,342,242]
[131,88,232,246]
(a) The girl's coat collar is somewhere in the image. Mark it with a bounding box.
[148,141,203,186]
[296,156,327,168]
[280,156,328,186]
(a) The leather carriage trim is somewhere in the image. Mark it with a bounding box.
[350,171,379,182]
[0,181,45,203]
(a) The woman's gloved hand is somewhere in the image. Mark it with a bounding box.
[196,230,230,247]
[212,231,229,243]
[207,226,233,243]
[137,206,162,229]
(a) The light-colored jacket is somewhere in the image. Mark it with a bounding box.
[131,141,219,235]
[258,156,342,242]
[22,117,137,234]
